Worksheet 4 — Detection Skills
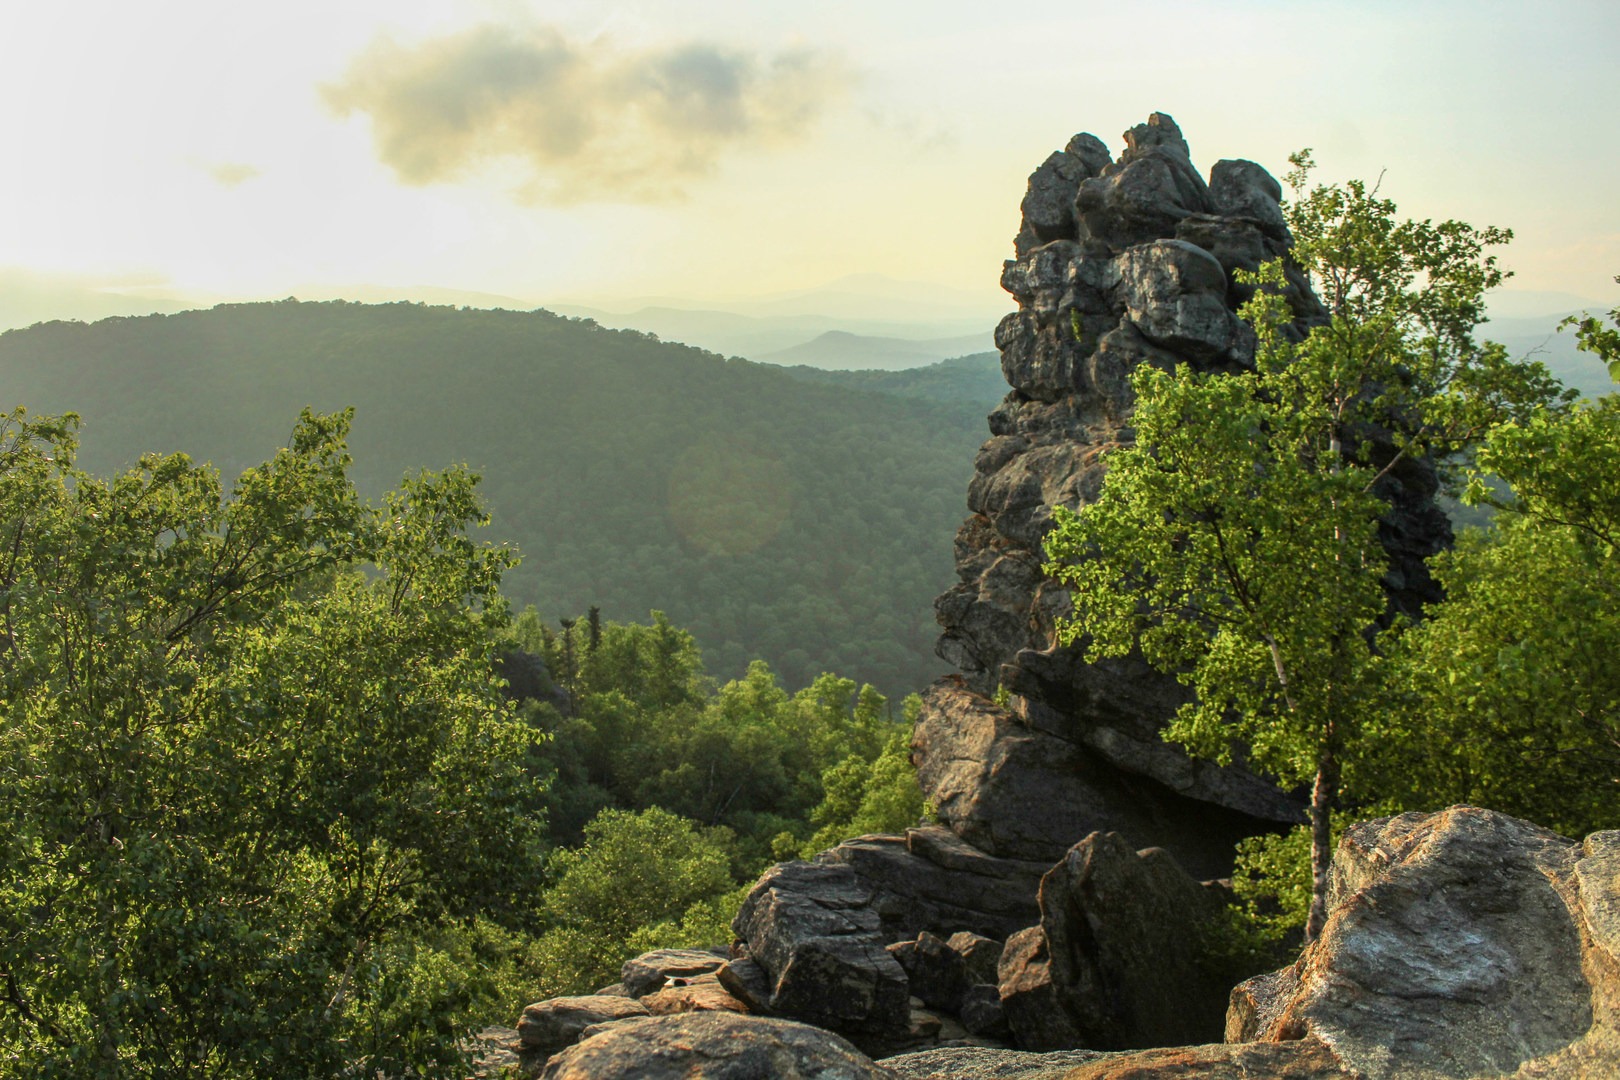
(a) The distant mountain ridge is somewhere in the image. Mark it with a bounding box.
[0,300,1007,697]
[758,330,993,370]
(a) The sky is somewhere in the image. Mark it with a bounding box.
[3,0,1618,327]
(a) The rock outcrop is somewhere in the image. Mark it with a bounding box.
[516,994,650,1058]
[509,808,1620,1077]
[1226,806,1620,1078]
[536,1012,889,1080]
[730,859,913,1050]
[922,111,1453,877]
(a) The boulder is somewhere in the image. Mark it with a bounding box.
[731,859,910,1047]
[997,926,1086,1051]
[1114,239,1253,364]
[912,680,1279,880]
[1035,833,1229,1050]
[619,947,728,998]
[889,931,970,1012]
[1229,806,1620,1078]
[516,994,650,1056]
[1015,134,1114,256]
[537,1012,888,1080]
[947,931,1004,986]
[820,825,1048,942]
[1207,158,1289,239]
[638,972,749,1016]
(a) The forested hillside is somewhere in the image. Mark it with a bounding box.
[0,301,1002,696]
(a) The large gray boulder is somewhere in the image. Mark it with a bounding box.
[731,860,911,1048]
[912,679,1273,880]
[1227,807,1620,1078]
[1036,832,1229,1050]
[537,1012,887,1079]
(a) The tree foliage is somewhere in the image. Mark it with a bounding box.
[523,807,737,998]
[1378,394,1620,837]
[506,610,918,873]
[1561,275,1620,384]
[0,407,542,1078]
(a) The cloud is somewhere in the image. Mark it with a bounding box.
[204,161,261,187]
[322,24,850,204]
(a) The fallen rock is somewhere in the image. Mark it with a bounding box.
[1230,806,1620,1078]
[516,994,649,1056]
[997,926,1086,1051]
[619,947,728,998]
[1038,833,1229,1050]
[537,1012,888,1079]
[947,931,1004,986]
[731,859,910,1047]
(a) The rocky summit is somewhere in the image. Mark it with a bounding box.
[924,110,1451,881]
[490,117,1596,1080]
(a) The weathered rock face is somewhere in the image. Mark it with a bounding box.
[925,111,1453,875]
[913,678,1281,879]
[1227,806,1620,1079]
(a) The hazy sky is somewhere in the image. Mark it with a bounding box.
[4,0,1617,319]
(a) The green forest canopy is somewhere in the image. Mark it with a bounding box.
[0,301,1005,698]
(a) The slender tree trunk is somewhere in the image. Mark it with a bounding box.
[1305,746,1340,944]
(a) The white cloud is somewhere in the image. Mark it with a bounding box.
[322,23,852,204]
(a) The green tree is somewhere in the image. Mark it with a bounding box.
[1043,157,1560,941]
[0,408,542,1078]
[526,807,734,997]
[1561,275,1620,382]
[1380,393,1620,836]
[798,694,927,857]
